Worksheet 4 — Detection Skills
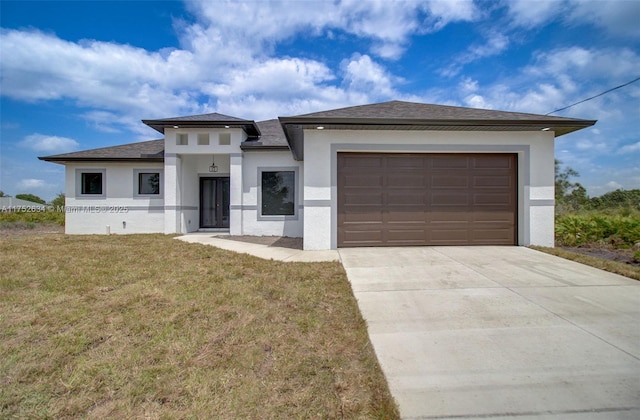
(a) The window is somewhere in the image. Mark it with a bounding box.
[219,133,231,146]
[134,169,163,198]
[82,173,103,194]
[176,133,188,145]
[138,172,160,195]
[75,169,106,198]
[261,171,295,216]
[197,133,209,145]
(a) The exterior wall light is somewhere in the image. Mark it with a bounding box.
[209,156,218,173]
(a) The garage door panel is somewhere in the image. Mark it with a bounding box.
[430,211,470,223]
[431,175,469,188]
[340,230,384,246]
[386,156,427,169]
[385,210,427,223]
[430,192,470,206]
[471,229,515,243]
[473,211,516,223]
[341,211,383,224]
[342,174,383,187]
[386,191,427,205]
[473,175,512,188]
[473,156,514,169]
[342,192,384,206]
[387,174,426,187]
[338,153,517,247]
[473,192,513,206]
[345,156,385,168]
[429,229,470,244]
[432,156,470,169]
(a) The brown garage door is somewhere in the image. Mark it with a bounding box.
[337,153,517,247]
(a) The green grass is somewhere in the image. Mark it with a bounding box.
[0,234,399,419]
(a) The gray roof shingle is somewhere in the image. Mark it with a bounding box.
[241,119,289,149]
[39,139,164,162]
[286,100,590,122]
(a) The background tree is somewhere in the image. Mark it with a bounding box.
[50,193,65,208]
[555,159,581,202]
[15,193,46,205]
[0,191,8,197]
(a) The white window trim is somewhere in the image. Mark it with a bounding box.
[75,168,107,199]
[257,166,299,221]
[133,169,164,198]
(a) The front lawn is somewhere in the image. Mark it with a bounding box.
[0,234,398,418]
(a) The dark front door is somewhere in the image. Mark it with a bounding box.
[200,177,230,228]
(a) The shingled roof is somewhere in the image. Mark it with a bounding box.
[279,100,597,160]
[39,100,596,163]
[39,139,164,163]
[241,119,289,150]
[143,112,261,137]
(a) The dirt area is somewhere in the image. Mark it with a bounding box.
[561,246,639,267]
[221,235,303,250]
[0,223,64,237]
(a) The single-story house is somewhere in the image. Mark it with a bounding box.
[40,100,595,250]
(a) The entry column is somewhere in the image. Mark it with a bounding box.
[229,152,243,235]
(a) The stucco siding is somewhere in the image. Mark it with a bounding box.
[65,162,165,234]
[241,151,303,237]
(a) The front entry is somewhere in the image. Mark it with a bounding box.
[200,177,230,228]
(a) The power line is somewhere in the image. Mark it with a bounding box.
[546,76,640,115]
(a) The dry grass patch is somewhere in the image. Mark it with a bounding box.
[531,246,640,281]
[0,234,399,419]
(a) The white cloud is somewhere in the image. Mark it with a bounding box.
[0,1,481,130]
[342,54,400,98]
[619,141,640,154]
[568,0,640,38]
[606,181,623,190]
[19,134,79,153]
[17,178,50,189]
[504,0,564,29]
[442,31,510,77]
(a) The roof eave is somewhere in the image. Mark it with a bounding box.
[279,116,596,128]
[38,157,164,163]
[240,144,290,151]
[142,119,262,137]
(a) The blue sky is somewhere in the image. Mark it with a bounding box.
[1,0,639,201]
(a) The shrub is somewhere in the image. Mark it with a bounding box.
[0,210,64,226]
[556,210,640,248]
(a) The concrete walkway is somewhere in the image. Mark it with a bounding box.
[176,233,339,262]
[340,246,640,419]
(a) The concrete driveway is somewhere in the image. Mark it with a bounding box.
[338,246,640,419]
